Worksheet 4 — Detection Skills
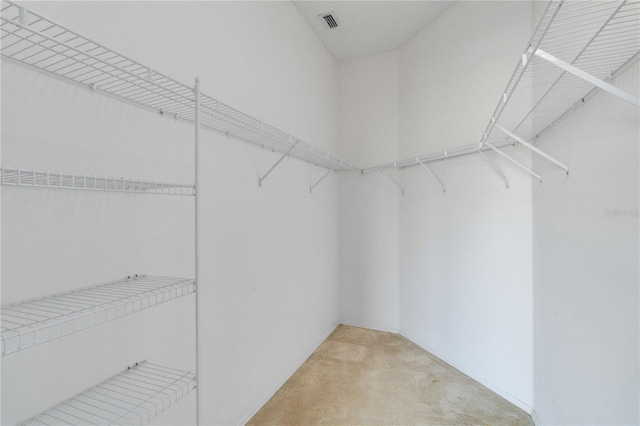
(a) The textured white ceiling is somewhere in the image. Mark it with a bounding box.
[294,1,455,61]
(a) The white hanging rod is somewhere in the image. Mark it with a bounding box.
[21,361,196,425]
[0,0,353,174]
[1,275,195,356]
[360,141,515,174]
[0,167,195,195]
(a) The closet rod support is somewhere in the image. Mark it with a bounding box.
[485,142,542,183]
[381,168,405,196]
[478,150,510,189]
[310,168,333,193]
[417,159,446,193]
[535,49,640,108]
[259,141,299,187]
[495,125,569,174]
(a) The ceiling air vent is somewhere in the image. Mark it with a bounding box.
[319,12,340,29]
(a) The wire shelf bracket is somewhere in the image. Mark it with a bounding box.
[380,168,405,196]
[494,125,569,174]
[478,150,510,189]
[258,140,299,187]
[20,361,196,425]
[0,167,195,196]
[417,159,446,193]
[485,143,542,183]
[0,275,195,357]
[310,167,334,194]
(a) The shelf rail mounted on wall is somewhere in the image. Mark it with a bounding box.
[362,0,640,191]
[0,167,195,195]
[0,0,353,193]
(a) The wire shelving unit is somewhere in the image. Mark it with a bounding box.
[362,0,640,187]
[1,275,195,357]
[0,0,353,174]
[21,361,196,426]
[0,167,195,196]
[1,0,209,423]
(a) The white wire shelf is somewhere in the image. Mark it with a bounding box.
[364,0,639,174]
[1,275,195,357]
[0,0,353,173]
[21,361,196,425]
[483,0,640,146]
[0,167,195,196]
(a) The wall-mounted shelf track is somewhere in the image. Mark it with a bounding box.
[1,275,195,357]
[20,361,196,425]
[363,0,640,183]
[0,167,195,195]
[0,0,353,174]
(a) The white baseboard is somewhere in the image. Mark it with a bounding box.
[338,320,399,334]
[237,322,339,425]
[530,408,543,425]
[400,329,534,416]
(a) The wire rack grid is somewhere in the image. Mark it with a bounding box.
[485,0,640,145]
[0,0,353,172]
[0,275,196,356]
[0,167,196,195]
[21,361,196,425]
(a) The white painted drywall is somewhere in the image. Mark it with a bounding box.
[532,63,639,425]
[399,1,533,158]
[398,150,534,411]
[1,2,340,425]
[337,51,400,332]
[397,1,535,411]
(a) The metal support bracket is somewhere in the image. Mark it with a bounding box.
[535,49,640,108]
[380,168,405,196]
[485,142,542,183]
[417,159,446,193]
[258,140,299,187]
[478,151,510,189]
[310,168,334,194]
[18,7,28,25]
[495,125,569,174]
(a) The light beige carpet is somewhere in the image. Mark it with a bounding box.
[248,325,533,425]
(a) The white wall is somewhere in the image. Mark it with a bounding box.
[397,1,535,411]
[337,51,400,332]
[2,2,340,425]
[399,1,531,158]
[532,63,639,425]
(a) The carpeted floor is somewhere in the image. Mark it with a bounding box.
[248,325,533,425]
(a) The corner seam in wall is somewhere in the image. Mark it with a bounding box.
[530,408,543,426]
[237,321,340,425]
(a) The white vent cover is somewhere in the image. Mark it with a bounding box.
[318,12,340,29]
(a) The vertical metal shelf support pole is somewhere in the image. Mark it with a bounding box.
[194,77,201,426]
